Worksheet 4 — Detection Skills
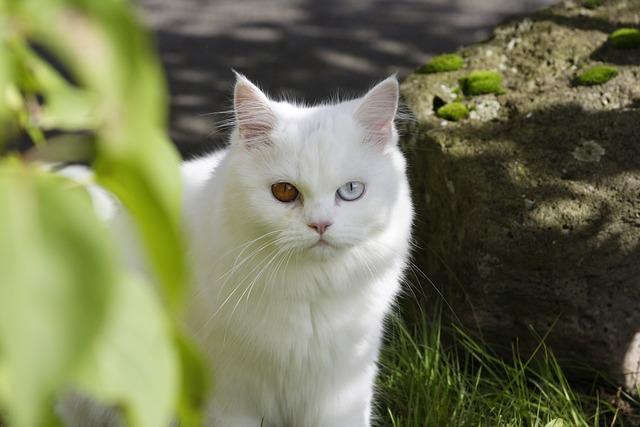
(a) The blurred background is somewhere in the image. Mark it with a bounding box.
[135,0,556,157]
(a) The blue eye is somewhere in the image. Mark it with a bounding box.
[336,181,365,201]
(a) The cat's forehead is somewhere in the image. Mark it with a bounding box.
[279,101,361,143]
[265,103,377,187]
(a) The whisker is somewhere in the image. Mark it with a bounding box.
[215,236,286,308]
[195,231,287,334]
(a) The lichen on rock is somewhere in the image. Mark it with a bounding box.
[436,102,469,121]
[459,70,504,96]
[421,53,465,73]
[610,28,640,49]
[582,0,603,9]
[575,65,618,86]
[572,140,606,162]
[438,84,459,103]
[469,98,501,121]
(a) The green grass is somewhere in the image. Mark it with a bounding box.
[376,311,630,427]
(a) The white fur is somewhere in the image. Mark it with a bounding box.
[57,76,414,427]
[183,76,414,427]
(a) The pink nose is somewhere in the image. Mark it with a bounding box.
[308,221,332,235]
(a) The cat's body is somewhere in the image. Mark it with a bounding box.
[60,75,414,427]
[181,76,413,426]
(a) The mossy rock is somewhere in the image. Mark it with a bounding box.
[575,65,618,86]
[421,53,464,74]
[582,0,603,9]
[610,28,640,49]
[436,102,469,121]
[400,0,640,393]
[459,71,504,96]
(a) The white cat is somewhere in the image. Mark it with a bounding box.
[182,74,414,427]
[57,74,414,427]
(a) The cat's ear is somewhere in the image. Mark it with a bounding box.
[233,72,276,148]
[354,76,399,146]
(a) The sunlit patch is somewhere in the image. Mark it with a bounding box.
[623,331,640,390]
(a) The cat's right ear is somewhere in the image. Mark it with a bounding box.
[354,76,399,146]
[233,73,276,148]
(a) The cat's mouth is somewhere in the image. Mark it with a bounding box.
[309,238,334,249]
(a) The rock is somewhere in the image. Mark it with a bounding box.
[400,0,640,389]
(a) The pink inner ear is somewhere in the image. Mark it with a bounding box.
[355,78,399,145]
[234,78,276,147]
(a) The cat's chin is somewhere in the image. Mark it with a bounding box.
[304,239,343,259]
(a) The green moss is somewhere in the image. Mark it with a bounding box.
[610,28,640,49]
[582,0,603,9]
[459,71,504,96]
[421,53,464,73]
[575,65,618,86]
[436,102,469,121]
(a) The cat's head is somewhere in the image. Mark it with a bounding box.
[225,74,407,260]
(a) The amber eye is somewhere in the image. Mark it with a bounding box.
[271,182,299,203]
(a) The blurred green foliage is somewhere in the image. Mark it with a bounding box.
[0,0,207,426]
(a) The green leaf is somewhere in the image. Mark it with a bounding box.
[8,0,187,311]
[94,143,186,313]
[0,63,12,136]
[175,331,210,427]
[1,1,203,423]
[0,42,20,149]
[71,274,180,427]
[0,161,114,427]
[12,41,98,131]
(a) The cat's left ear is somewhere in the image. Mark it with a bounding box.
[354,76,399,146]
